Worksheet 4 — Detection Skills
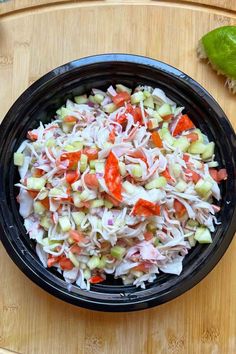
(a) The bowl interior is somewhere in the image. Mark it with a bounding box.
[0,54,235,311]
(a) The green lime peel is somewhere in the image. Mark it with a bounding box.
[197,26,236,94]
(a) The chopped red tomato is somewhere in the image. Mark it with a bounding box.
[60,151,81,169]
[172,114,195,136]
[27,190,38,199]
[162,114,174,121]
[112,92,130,107]
[59,257,74,270]
[185,132,199,142]
[70,244,81,255]
[132,199,161,217]
[184,168,201,183]
[66,170,79,184]
[209,168,227,183]
[47,255,59,268]
[63,116,77,123]
[69,230,86,243]
[34,168,45,177]
[132,107,143,125]
[40,197,50,209]
[104,151,122,202]
[27,130,38,141]
[89,275,105,284]
[174,199,186,218]
[144,231,153,241]
[183,154,190,162]
[133,262,150,272]
[217,169,227,182]
[83,147,98,161]
[209,169,218,182]
[84,173,99,189]
[151,131,163,148]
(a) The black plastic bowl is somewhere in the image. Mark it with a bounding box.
[0,54,236,312]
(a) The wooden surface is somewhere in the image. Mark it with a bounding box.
[0,1,235,353]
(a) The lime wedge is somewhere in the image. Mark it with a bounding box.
[197,26,236,93]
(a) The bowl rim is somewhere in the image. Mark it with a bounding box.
[0,53,236,312]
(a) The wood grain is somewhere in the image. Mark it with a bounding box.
[0,1,235,354]
[0,0,236,15]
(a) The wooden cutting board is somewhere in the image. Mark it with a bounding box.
[0,1,235,353]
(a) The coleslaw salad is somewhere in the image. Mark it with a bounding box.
[14,84,227,290]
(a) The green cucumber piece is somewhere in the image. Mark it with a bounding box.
[14,152,24,166]
[194,227,212,243]
[111,245,126,260]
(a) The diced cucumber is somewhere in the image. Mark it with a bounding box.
[143,96,154,109]
[88,95,96,103]
[173,137,190,152]
[143,90,151,98]
[68,251,80,267]
[162,122,169,129]
[98,256,107,269]
[175,180,187,192]
[158,103,172,117]
[89,159,97,169]
[195,179,212,197]
[64,144,76,151]
[207,161,219,168]
[201,142,215,160]
[103,142,113,149]
[74,95,88,104]
[160,127,175,145]
[172,164,182,178]
[80,153,88,173]
[72,141,84,150]
[103,103,117,113]
[49,187,63,197]
[188,141,206,154]
[148,118,161,130]
[194,227,212,244]
[130,164,142,178]
[119,161,126,176]
[14,152,24,166]
[123,181,136,193]
[72,211,85,226]
[193,129,203,142]
[94,94,104,104]
[146,108,163,121]
[59,107,72,119]
[187,219,199,227]
[73,192,82,207]
[90,199,104,208]
[131,91,144,104]
[95,161,105,174]
[116,84,132,94]
[58,216,71,232]
[27,177,46,191]
[87,256,100,270]
[45,138,56,147]
[132,270,143,278]
[111,245,126,260]
[145,176,167,190]
[104,200,113,209]
[41,237,50,247]
[62,123,72,133]
[84,269,91,280]
[33,201,46,215]
[153,237,160,246]
[188,235,197,247]
[80,190,90,201]
[146,223,156,233]
[40,216,52,230]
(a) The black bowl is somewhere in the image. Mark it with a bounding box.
[0,54,236,312]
